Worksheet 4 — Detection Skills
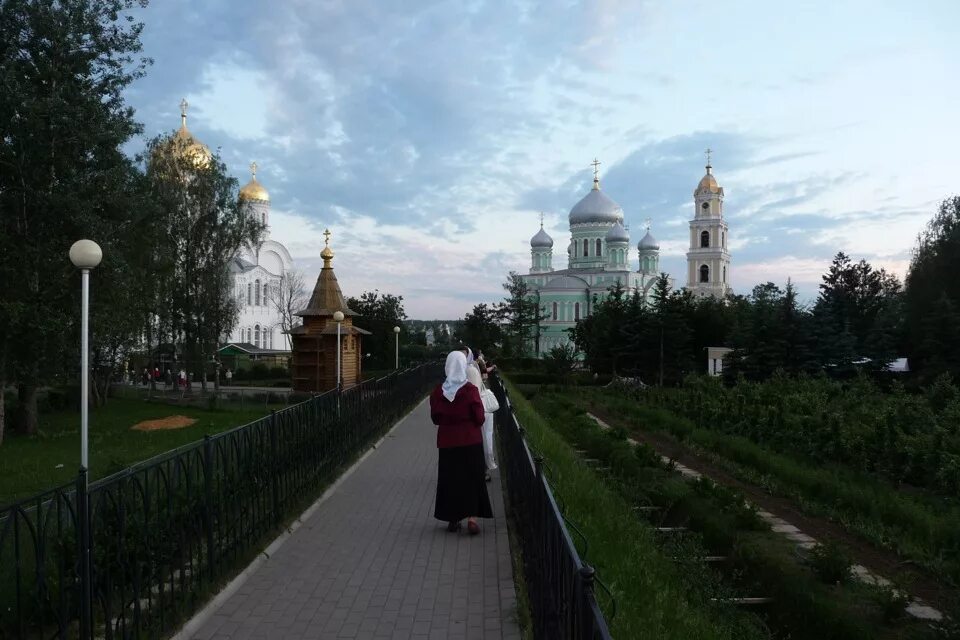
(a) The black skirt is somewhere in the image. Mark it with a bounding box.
[434,444,493,522]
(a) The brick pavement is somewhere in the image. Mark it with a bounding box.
[182,399,522,640]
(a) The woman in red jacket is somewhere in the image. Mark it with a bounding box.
[431,350,493,534]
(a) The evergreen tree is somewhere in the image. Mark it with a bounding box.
[459,304,502,356]
[0,0,150,434]
[496,272,545,357]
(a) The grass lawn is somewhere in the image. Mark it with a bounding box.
[0,398,271,506]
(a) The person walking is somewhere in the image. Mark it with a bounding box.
[225,369,233,385]
[430,350,492,534]
[466,362,498,480]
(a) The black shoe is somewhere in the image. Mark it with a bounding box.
[446,520,462,532]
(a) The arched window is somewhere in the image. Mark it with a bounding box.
[700,231,710,248]
[247,283,252,305]
[254,324,261,348]
[552,302,558,321]
[722,231,725,248]
[574,302,581,321]
[262,212,266,225]
[254,280,261,306]
[246,328,251,343]
[596,239,602,256]
[723,266,727,283]
[583,239,589,257]
[700,264,710,283]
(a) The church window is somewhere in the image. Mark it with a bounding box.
[596,239,602,256]
[723,266,727,283]
[700,264,709,283]
[552,302,558,321]
[722,231,725,248]
[574,302,580,321]
[254,324,261,348]
[583,239,589,256]
[247,283,252,305]
[700,231,710,248]
[701,202,709,211]
[246,328,251,343]
[255,280,261,306]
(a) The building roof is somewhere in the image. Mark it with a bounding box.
[696,165,722,194]
[605,221,629,243]
[530,226,554,248]
[569,180,624,225]
[239,162,270,202]
[288,324,372,336]
[296,235,358,318]
[228,256,258,273]
[638,229,659,250]
[218,342,290,355]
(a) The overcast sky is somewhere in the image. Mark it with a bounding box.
[124,0,960,318]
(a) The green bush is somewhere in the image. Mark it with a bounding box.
[808,541,853,585]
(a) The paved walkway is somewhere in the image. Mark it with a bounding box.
[183,400,522,640]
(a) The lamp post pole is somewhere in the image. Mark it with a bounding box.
[333,311,344,390]
[69,239,101,640]
[393,326,400,369]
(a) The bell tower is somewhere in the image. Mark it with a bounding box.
[686,149,730,297]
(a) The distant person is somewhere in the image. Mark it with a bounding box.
[430,350,492,534]
[466,362,498,480]
[165,369,172,387]
[225,369,233,384]
[142,368,149,386]
[178,369,186,389]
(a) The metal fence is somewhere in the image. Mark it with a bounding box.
[489,374,614,640]
[0,362,442,640]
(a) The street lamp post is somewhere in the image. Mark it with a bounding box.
[333,311,344,390]
[69,239,101,640]
[69,240,102,469]
[393,326,400,369]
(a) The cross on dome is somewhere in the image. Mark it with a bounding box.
[644,217,652,230]
[705,147,713,170]
[591,158,602,190]
[539,211,545,228]
[250,161,258,178]
[180,98,189,127]
[323,228,331,247]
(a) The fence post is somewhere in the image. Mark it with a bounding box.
[579,564,597,638]
[77,468,93,640]
[203,435,216,581]
[269,410,280,524]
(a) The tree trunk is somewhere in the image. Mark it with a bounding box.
[0,372,6,447]
[15,382,38,436]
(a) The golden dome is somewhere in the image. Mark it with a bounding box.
[239,162,270,202]
[697,171,720,193]
[155,99,212,169]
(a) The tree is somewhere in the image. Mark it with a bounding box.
[0,0,150,434]
[346,290,407,368]
[496,272,546,357]
[269,269,308,344]
[905,196,960,379]
[145,133,263,391]
[459,304,503,356]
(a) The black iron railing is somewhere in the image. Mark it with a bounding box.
[0,362,442,640]
[489,374,614,640]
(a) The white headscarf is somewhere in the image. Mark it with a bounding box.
[464,347,474,364]
[465,362,484,391]
[442,351,469,401]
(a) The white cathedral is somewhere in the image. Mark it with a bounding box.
[230,162,295,350]
[170,100,295,351]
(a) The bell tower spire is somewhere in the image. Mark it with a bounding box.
[687,153,730,298]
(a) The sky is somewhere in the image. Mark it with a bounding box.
[122,0,960,319]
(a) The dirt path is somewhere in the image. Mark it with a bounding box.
[586,403,952,611]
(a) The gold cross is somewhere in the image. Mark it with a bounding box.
[591,158,601,180]
[180,98,188,117]
[323,228,331,247]
[705,148,713,166]
[250,161,258,178]
[539,211,544,227]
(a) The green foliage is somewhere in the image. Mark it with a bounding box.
[496,272,546,357]
[457,303,503,356]
[809,540,853,585]
[346,289,408,368]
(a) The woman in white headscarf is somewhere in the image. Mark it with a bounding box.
[466,362,498,480]
[430,350,493,534]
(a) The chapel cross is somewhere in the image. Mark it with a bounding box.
[179,98,189,126]
[323,228,331,247]
[250,161,258,178]
[591,158,602,180]
[539,211,545,227]
[705,147,713,167]
[644,217,652,230]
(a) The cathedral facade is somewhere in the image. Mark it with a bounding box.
[519,156,732,356]
[230,163,294,350]
[520,163,664,356]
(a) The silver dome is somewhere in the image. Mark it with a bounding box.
[604,221,629,243]
[530,226,554,248]
[569,185,624,225]
[638,230,659,251]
